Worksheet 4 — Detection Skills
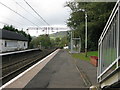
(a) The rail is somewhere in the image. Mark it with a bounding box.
[0,49,56,85]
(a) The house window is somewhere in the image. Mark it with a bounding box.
[24,42,25,47]
[5,41,7,47]
[6,41,17,47]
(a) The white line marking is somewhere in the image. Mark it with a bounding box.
[0,48,40,56]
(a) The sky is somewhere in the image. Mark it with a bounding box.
[0,0,71,36]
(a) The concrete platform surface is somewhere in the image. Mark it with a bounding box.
[25,50,92,88]
[2,49,97,89]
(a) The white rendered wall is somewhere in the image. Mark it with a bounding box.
[0,39,28,52]
[0,39,2,52]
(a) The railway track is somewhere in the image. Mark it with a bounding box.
[0,49,56,85]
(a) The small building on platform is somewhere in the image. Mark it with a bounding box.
[0,29,28,52]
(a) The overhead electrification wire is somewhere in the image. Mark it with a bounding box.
[24,0,50,26]
[1,16,23,26]
[13,0,44,25]
[0,21,21,29]
[0,21,9,25]
[0,1,38,26]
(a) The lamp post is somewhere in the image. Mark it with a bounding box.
[79,9,87,57]
[71,31,73,53]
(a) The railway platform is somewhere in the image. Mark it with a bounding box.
[1,49,97,89]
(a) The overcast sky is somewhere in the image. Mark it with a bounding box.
[0,0,71,36]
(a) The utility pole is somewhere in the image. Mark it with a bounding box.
[79,37,81,53]
[85,12,87,57]
[78,9,88,57]
[71,31,73,53]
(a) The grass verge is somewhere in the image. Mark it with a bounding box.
[71,51,98,61]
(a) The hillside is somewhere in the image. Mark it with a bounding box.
[50,31,67,39]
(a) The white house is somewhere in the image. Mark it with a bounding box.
[0,29,28,52]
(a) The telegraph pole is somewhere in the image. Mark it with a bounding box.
[85,12,87,57]
[71,31,73,53]
[78,9,88,57]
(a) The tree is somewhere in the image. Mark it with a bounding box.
[65,2,115,51]
[30,34,52,49]
[39,35,52,49]
[59,37,68,47]
[55,37,61,47]
[2,25,32,47]
[3,25,19,32]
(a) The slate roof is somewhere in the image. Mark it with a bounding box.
[0,29,28,41]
